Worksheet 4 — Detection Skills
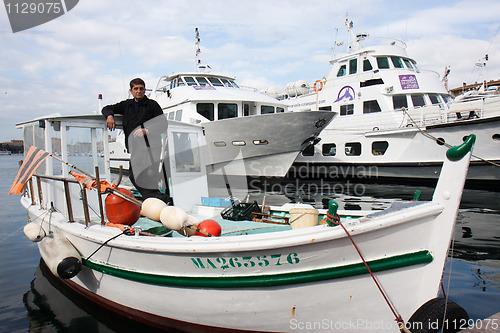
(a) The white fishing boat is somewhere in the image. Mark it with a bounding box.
[14,113,472,332]
[279,20,500,184]
[109,29,334,177]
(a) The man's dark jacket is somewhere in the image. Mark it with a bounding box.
[101,96,163,149]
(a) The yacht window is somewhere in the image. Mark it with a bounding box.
[253,140,269,145]
[197,103,214,121]
[363,100,381,113]
[345,142,361,156]
[184,77,197,86]
[372,141,389,155]
[392,95,408,110]
[411,60,419,72]
[261,105,274,114]
[232,141,246,146]
[349,58,357,75]
[276,107,285,113]
[221,79,233,87]
[340,104,354,115]
[363,59,373,71]
[391,56,404,68]
[376,57,390,69]
[168,112,175,120]
[337,64,347,77]
[177,78,185,86]
[175,110,182,121]
[218,103,238,119]
[302,144,315,156]
[214,141,226,147]
[319,106,332,111]
[170,79,176,90]
[322,143,336,156]
[230,80,239,88]
[196,77,210,86]
[243,103,250,116]
[411,94,426,107]
[209,77,224,86]
[441,95,452,104]
[429,94,441,105]
[403,58,414,70]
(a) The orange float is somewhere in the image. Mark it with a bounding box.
[105,188,141,225]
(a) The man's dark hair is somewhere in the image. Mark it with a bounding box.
[130,78,146,89]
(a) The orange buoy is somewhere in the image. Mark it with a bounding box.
[195,219,222,237]
[105,188,141,225]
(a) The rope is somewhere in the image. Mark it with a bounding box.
[326,213,409,331]
[403,109,500,168]
[441,235,456,332]
[83,230,129,264]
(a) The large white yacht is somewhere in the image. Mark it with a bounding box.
[280,21,500,184]
[109,30,334,177]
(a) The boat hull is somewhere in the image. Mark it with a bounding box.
[293,116,500,183]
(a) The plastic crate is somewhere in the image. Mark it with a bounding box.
[220,201,261,221]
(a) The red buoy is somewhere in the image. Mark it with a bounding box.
[105,188,140,225]
[195,219,222,237]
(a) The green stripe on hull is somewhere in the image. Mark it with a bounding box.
[84,250,433,288]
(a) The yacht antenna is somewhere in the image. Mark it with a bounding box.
[195,27,201,70]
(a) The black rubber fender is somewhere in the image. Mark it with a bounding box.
[407,297,469,333]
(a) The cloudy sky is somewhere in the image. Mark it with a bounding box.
[1,0,499,141]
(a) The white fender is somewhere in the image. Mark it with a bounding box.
[141,198,167,221]
[23,222,46,242]
[159,206,188,230]
[38,233,82,279]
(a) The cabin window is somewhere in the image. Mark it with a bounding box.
[197,103,214,121]
[411,94,426,107]
[392,95,408,110]
[349,58,357,75]
[175,110,182,121]
[170,79,176,90]
[345,142,361,156]
[322,143,336,156]
[214,141,226,147]
[337,64,347,77]
[372,141,389,155]
[363,59,373,71]
[391,57,404,68]
[253,140,269,145]
[340,104,354,115]
[429,94,441,105]
[230,80,239,88]
[411,60,420,72]
[403,58,414,70]
[441,95,452,104]
[218,103,238,119]
[243,103,250,116]
[363,100,381,113]
[195,77,210,86]
[261,105,274,114]
[319,106,332,111]
[184,77,197,86]
[173,132,201,173]
[232,141,246,146]
[221,79,233,87]
[277,107,285,113]
[302,144,315,156]
[168,112,175,120]
[376,57,390,69]
[209,77,224,86]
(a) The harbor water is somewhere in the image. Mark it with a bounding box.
[1,154,499,332]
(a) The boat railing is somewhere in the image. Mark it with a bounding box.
[27,172,100,227]
[404,95,500,127]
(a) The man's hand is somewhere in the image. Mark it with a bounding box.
[132,128,148,137]
[106,115,115,131]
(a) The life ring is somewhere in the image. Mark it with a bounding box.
[313,80,323,92]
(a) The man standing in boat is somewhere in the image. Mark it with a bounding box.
[102,78,171,204]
